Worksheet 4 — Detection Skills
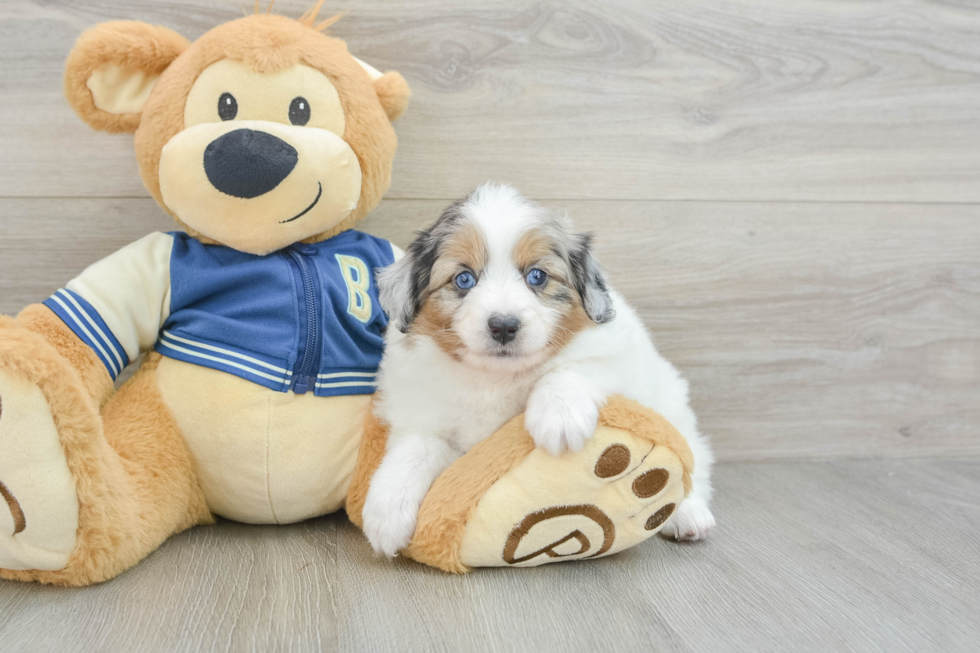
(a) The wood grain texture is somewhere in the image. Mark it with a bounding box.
[0,460,977,653]
[2,0,980,201]
[1,1,979,650]
[2,197,976,462]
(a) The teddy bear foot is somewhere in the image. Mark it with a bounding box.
[348,395,695,572]
[452,423,687,569]
[0,367,80,572]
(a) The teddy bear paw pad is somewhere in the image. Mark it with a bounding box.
[0,368,79,571]
[457,424,687,568]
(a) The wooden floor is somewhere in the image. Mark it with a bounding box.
[2,460,978,653]
[1,0,978,651]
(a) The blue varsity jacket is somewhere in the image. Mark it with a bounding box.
[43,230,396,397]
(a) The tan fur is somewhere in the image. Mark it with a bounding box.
[405,414,536,573]
[598,397,695,494]
[511,228,556,272]
[345,402,387,528]
[14,304,114,409]
[373,72,411,122]
[0,323,212,586]
[405,221,488,358]
[432,221,488,285]
[297,0,328,26]
[411,291,466,359]
[511,228,595,355]
[548,298,592,356]
[64,22,190,134]
[391,396,693,573]
[128,14,404,246]
[65,11,410,247]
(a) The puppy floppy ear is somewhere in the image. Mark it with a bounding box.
[378,232,439,332]
[377,255,418,333]
[64,21,189,134]
[569,233,615,324]
[378,204,459,331]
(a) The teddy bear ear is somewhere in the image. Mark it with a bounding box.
[352,56,411,122]
[64,21,190,134]
[373,71,411,122]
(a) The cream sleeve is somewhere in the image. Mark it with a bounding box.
[43,232,174,379]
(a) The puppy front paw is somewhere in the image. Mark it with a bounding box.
[361,488,418,557]
[525,372,604,456]
[660,495,715,541]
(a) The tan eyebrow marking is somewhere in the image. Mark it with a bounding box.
[511,228,555,272]
[430,220,488,289]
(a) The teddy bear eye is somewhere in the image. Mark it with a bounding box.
[218,92,238,121]
[289,97,311,126]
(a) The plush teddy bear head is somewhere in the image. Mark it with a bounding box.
[64,4,410,255]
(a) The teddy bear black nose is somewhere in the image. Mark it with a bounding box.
[204,129,298,199]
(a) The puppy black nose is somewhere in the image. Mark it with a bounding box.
[488,315,521,345]
[204,129,298,199]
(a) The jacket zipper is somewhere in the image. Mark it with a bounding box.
[286,245,320,394]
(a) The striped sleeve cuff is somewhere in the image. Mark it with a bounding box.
[43,288,130,380]
[314,372,377,391]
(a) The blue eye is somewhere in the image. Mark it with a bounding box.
[454,271,476,290]
[526,268,548,287]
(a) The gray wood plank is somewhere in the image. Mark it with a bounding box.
[334,459,980,653]
[1,197,976,462]
[3,0,980,201]
[2,0,977,651]
[0,460,977,652]
[0,519,342,653]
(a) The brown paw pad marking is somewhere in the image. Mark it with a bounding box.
[596,444,671,499]
[0,480,26,535]
[632,468,669,498]
[503,505,615,565]
[599,443,674,530]
[0,396,23,535]
[502,444,675,564]
[594,444,631,478]
[645,503,675,531]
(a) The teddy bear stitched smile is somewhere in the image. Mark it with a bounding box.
[136,37,405,255]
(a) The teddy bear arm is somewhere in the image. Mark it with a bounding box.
[11,305,115,408]
[26,233,175,398]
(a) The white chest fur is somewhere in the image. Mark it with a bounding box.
[444,375,535,453]
[375,334,539,453]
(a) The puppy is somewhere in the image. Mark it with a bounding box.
[362,183,715,556]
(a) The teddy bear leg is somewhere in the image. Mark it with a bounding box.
[0,314,211,586]
[348,396,694,572]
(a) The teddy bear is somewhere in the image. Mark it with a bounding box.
[0,4,693,586]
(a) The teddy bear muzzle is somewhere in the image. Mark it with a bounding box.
[158,119,362,256]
